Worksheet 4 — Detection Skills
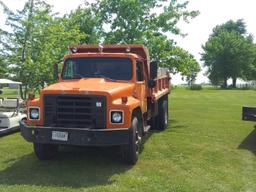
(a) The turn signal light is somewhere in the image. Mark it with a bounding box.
[28,93,35,100]
[122,97,128,104]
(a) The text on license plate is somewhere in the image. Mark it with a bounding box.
[52,131,68,141]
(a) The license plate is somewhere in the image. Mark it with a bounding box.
[52,131,68,141]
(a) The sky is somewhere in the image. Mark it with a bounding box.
[1,0,256,85]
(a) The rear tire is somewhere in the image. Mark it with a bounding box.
[152,96,169,131]
[158,96,168,130]
[122,116,142,165]
[33,143,58,160]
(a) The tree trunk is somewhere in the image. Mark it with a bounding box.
[19,85,24,100]
[21,0,34,62]
[223,77,228,88]
[232,78,237,88]
[24,85,28,100]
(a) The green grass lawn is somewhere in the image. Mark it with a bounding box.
[0,88,256,192]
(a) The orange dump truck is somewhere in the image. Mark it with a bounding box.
[20,44,171,164]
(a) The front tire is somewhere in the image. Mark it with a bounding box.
[122,116,142,165]
[33,143,58,160]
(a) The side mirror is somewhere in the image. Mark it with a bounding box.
[148,79,156,88]
[53,63,59,81]
[150,61,158,80]
[148,61,158,88]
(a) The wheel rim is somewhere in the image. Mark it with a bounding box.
[164,107,168,126]
[135,126,141,154]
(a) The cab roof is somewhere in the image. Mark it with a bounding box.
[0,79,22,85]
[68,44,150,63]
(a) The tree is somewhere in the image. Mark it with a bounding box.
[0,0,201,91]
[67,4,101,44]
[73,0,200,77]
[168,47,200,78]
[202,19,255,88]
[0,56,7,77]
[242,43,256,81]
[0,31,7,77]
[0,0,84,94]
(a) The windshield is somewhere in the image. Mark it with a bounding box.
[62,58,133,81]
[0,85,20,98]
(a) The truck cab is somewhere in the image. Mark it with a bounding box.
[20,44,170,164]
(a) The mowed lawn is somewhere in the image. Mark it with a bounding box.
[0,88,256,192]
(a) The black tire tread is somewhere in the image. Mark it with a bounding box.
[154,95,169,130]
[34,143,58,160]
[123,114,142,165]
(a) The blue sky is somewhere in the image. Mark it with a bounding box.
[1,0,256,84]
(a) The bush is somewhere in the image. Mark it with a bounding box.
[171,85,178,90]
[190,84,202,90]
[240,86,251,90]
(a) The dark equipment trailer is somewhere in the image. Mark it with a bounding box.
[243,107,256,127]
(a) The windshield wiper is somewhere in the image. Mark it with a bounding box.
[93,73,116,82]
[73,73,91,79]
[73,74,82,79]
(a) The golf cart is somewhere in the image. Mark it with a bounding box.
[0,79,27,135]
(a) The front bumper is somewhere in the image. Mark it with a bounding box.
[20,121,130,146]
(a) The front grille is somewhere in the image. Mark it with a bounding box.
[44,95,106,128]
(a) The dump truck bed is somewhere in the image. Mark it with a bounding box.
[151,68,171,102]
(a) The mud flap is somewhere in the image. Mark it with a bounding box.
[242,107,256,122]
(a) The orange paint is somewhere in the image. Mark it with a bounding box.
[26,44,170,129]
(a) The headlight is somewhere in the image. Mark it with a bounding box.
[29,108,40,120]
[111,111,123,124]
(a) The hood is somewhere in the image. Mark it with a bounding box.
[43,78,135,99]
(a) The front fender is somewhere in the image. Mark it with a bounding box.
[109,96,141,129]
[26,98,42,126]
[126,96,141,113]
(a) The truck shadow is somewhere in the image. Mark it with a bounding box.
[0,146,131,188]
[238,129,256,155]
[0,129,20,138]
[140,119,182,151]
[0,119,178,189]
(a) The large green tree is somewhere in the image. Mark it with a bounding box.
[67,4,101,44]
[0,56,7,77]
[89,0,200,76]
[0,0,84,94]
[202,19,255,88]
[1,0,201,90]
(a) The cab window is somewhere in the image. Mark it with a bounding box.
[62,58,132,80]
[63,60,74,78]
[136,62,144,81]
